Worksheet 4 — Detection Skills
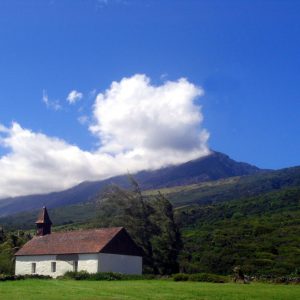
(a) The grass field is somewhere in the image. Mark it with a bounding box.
[0,280,299,300]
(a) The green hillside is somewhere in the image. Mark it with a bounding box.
[177,186,300,276]
[2,167,300,230]
[149,166,300,206]
[0,167,299,276]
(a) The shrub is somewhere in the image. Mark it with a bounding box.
[0,274,17,281]
[62,271,90,280]
[272,276,300,284]
[189,273,228,283]
[173,273,189,281]
[23,274,52,280]
[0,274,51,281]
[60,271,76,280]
[172,273,229,283]
[60,271,157,281]
[88,272,122,281]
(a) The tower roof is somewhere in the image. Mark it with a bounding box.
[35,206,52,225]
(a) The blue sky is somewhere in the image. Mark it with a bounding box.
[0,0,300,197]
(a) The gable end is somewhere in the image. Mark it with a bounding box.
[100,228,143,257]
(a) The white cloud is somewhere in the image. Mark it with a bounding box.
[67,90,83,104]
[42,90,62,111]
[0,74,209,198]
[78,115,89,125]
[90,74,209,157]
[0,124,8,133]
[0,123,109,197]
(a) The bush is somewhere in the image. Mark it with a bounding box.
[0,274,17,281]
[272,276,300,284]
[172,273,229,283]
[88,272,122,281]
[173,273,189,281]
[62,271,90,280]
[23,274,52,280]
[60,271,157,281]
[189,273,228,283]
[0,274,51,281]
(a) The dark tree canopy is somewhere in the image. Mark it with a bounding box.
[93,176,182,274]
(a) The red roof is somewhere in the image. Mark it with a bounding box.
[15,227,127,256]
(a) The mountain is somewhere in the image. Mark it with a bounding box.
[2,164,300,231]
[177,186,300,275]
[1,164,299,277]
[0,151,262,217]
[124,151,262,189]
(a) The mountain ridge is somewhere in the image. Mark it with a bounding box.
[0,151,263,217]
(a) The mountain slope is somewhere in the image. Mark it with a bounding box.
[148,165,300,207]
[177,186,300,275]
[0,151,261,216]
[2,165,300,231]
[1,169,299,277]
[127,151,262,189]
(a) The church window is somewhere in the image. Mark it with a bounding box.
[51,262,56,272]
[31,263,36,273]
[73,261,78,272]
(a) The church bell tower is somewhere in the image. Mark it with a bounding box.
[36,206,52,236]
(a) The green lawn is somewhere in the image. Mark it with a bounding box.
[0,280,299,300]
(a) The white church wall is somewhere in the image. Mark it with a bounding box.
[15,254,99,278]
[15,253,141,277]
[16,255,62,278]
[78,253,98,273]
[98,253,142,274]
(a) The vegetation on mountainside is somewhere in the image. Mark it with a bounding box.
[2,166,300,230]
[155,166,300,206]
[177,187,300,276]
[0,229,31,274]
[0,167,299,277]
[91,177,182,274]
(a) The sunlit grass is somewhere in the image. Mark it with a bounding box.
[0,279,299,300]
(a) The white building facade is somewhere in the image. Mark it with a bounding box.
[15,207,143,278]
[15,253,142,278]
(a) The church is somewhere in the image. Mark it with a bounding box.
[15,207,143,278]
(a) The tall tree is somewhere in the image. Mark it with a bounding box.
[151,192,182,274]
[93,177,181,274]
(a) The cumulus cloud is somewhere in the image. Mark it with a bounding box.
[0,123,123,198]
[0,74,209,198]
[42,90,62,111]
[66,90,83,104]
[90,74,209,156]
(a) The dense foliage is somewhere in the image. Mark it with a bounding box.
[0,229,31,274]
[91,177,182,274]
[0,167,299,277]
[61,271,156,281]
[177,187,300,276]
[163,166,300,207]
[2,166,300,229]
[173,272,229,283]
